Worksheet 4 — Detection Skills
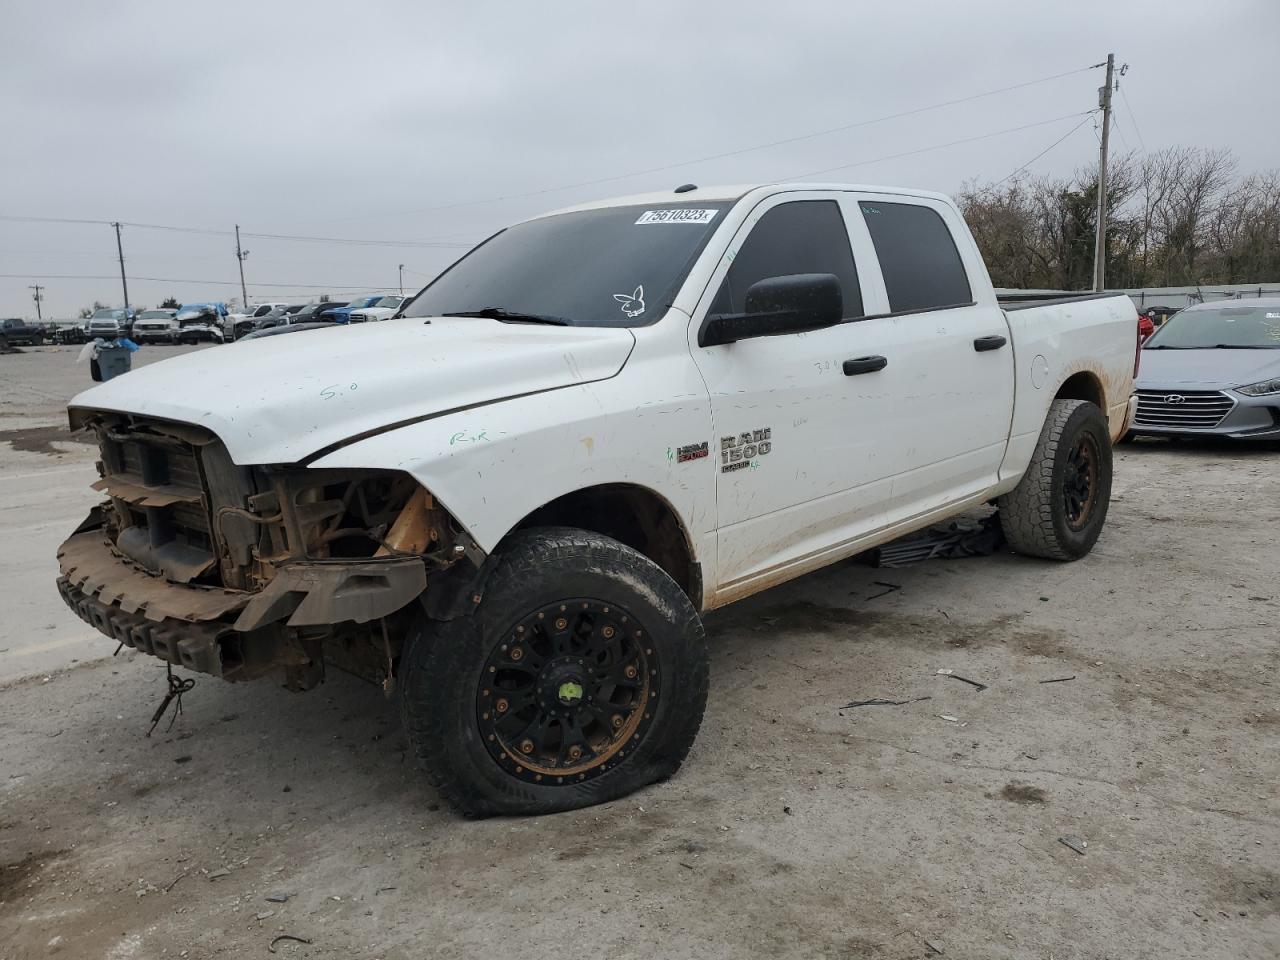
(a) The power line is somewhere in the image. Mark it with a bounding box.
[0,273,395,290]
[1117,83,1147,153]
[0,62,1103,251]
[787,110,1096,180]
[324,63,1105,222]
[117,220,473,248]
[120,220,474,249]
[237,230,470,249]
[993,111,1099,186]
[0,214,474,249]
[0,214,109,227]
[1110,110,1133,152]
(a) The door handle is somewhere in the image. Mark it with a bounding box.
[843,355,888,376]
[973,335,1007,352]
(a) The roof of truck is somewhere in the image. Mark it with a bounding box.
[539,182,955,220]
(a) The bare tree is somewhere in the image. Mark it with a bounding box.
[960,147,1273,290]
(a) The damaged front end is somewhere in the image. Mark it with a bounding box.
[57,411,479,691]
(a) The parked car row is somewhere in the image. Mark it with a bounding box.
[4,293,410,350]
[226,296,405,339]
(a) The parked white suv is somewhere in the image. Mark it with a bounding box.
[60,183,1139,816]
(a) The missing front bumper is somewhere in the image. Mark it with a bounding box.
[57,526,431,682]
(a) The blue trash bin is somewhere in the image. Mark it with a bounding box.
[92,343,134,382]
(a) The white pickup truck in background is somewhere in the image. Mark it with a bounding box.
[58,182,1139,816]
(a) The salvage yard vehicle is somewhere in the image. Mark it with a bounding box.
[1131,298,1280,441]
[318,295,384,323]
[228,302,291,340]
[1,317,47,347]
[237,320,338,341]
[85,307,135,339]
[56,183,1139,816]
[174,303,227,344]
[131,308,179,344]
[239,308,294,336]
[286,301,348,324]
[348,295,406,322]
[54,322,91,345]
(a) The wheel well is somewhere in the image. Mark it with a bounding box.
[1055,371,1105,411]
[513,484,701,607]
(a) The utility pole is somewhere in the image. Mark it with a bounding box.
[112,222,130,312]
[1092,53,1115,292]
[398,263,405,297]
[28,284,44,321]
[235,224,250,309]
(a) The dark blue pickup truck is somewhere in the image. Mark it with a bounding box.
[1,317,47,348]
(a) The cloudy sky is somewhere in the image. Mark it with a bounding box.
[3,0,1276,319]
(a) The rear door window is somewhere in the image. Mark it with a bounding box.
[859,201,972,313]
[710,200,863,319]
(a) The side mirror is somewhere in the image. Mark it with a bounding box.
[700,273,843,347]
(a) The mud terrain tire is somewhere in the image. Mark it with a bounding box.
[400,527,708,817]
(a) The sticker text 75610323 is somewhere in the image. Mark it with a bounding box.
[634,209,718,225]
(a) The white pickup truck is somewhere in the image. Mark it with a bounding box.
[58,183,1139,816]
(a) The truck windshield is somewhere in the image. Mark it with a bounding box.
[90,309,127,320]
[401,203,731,327]
[1145,305,1280,349]
[138,310,172,319]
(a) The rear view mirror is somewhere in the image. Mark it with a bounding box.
[700,273,843,347]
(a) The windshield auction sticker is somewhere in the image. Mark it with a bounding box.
[635,209,718,225]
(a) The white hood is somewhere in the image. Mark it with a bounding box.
[70,316,635,464]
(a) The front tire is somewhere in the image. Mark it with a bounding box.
[998,399,1112,560]
[400,527,709,817]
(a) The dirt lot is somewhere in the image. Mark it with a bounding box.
[1,346,1277,960]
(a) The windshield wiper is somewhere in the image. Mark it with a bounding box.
[1210,343,1280,349]
[447,307,572,326]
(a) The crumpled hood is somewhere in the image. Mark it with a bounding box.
[70,316,635,464]
[1137,347,1280,391]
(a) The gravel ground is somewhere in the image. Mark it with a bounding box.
[1,347,1277,960]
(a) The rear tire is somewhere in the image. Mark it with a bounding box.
[400,527,708,817]
[998,399,1112,560]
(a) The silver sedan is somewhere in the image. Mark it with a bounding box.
[1132,298,1280,440]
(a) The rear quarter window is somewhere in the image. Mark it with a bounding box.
[860,201,972,313]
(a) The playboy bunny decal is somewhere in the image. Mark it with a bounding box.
[613,285,645,319]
